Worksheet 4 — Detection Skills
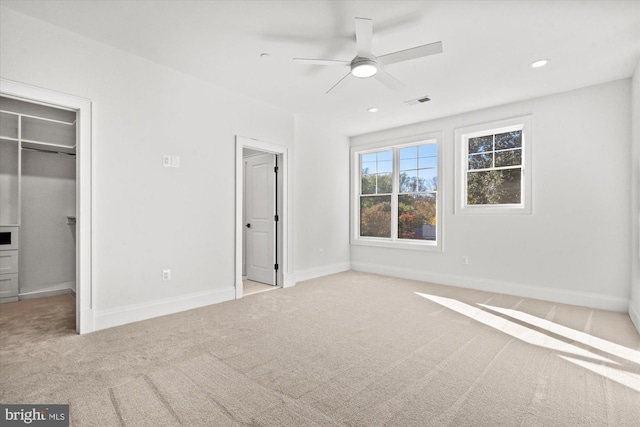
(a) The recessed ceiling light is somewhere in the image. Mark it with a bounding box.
[530,59,550,68]
[367,107,378,113]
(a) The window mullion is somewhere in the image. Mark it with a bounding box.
[391,147,399,241]
[492,134,496,168]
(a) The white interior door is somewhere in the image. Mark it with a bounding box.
[245,153,276,285]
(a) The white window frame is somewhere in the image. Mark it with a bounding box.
[455,116,532,215]
[350,132,443,252]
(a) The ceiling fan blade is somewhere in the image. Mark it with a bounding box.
[377,41,443,66]
[355,18,373,57]
[293,58,350,66]
[374,67,405,91]
[326,72,353,94]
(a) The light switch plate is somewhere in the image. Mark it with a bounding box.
[162,154,172,167]
[171,155,180,168]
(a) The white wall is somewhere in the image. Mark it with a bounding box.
[20,150,76,295]
[351,79,632,312]
[630,60,640,332]
[294,117,350,281]
[1,7,295,329]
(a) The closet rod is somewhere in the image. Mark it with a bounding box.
[0,109,76,126]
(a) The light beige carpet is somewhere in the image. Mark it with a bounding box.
[1,271,639,426]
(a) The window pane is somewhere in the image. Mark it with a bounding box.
[377,150,393,162]
[360,195,391,238]
[361,174,376,194]
[361,153,376,164]
[418,144,437,157]
[399,146,417,160]
[399,170,417,193]
[418,156,437,169]
[495,130,522,150]
[468,153,492,170]
[495,149,522,167]
[378,160,393,174]
[418,168,437,191]
[467,169,522,205]
[377,173,393,193]
[398,194,437,240]
[362,161,376,175]
[400,158,416,171]
[468,135,493,154]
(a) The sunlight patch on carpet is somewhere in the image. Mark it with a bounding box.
[415,292,640,393]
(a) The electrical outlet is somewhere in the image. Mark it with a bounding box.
[319,248,324,256]
[171,155,180,168]
[162,269,171,281]
[462,256,469,265]
[162,154,172,167]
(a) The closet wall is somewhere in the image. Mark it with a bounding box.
[21,150,76,295]
[0,96,76,299]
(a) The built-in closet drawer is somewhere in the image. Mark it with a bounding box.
[0,250,18,275]
[0,273,18,301]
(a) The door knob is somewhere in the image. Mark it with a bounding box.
[245,223,251,228]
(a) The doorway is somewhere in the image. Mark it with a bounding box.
[235,136,290,298]
[243,150,277,287]
[0,79,93,334]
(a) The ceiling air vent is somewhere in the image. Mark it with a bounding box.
[405,96,431,106]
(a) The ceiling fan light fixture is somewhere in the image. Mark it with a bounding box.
[351,58,378,78]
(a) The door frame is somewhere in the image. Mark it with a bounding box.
[235,136,292,298]
[0,78,93,334]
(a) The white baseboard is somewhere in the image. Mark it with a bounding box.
[630,303,640,335]
[295,262,351,283]
[78,308,94,335]
[281,272,296,288]
[19,284,74,300]
[351,262,629,312]
[94,287,235,331]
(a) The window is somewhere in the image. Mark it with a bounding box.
[455,116,532,214]
[352,133,442,250]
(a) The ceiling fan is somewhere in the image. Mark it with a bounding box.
[294,17,443,94]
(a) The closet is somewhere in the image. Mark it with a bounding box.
[0,96,77,303]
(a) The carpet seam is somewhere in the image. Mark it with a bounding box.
[141,374,183,425]
[108,387,126,427]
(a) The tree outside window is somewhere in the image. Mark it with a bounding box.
[467,130,522,205]
[455,116,532,215]
[359,142,438,242]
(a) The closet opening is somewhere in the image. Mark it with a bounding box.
[242,148,280,296]
[235,136,290,298]
[0,95,77,332]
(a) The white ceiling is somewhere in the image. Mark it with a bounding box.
[3,0,639,136]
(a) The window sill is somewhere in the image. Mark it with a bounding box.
[351,237,442,252]
[455,204,532,215]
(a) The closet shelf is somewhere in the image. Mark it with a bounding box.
[1,137,75,153]
[0,108,75,126]
[22,139,75,149]
[22,140,76,155]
